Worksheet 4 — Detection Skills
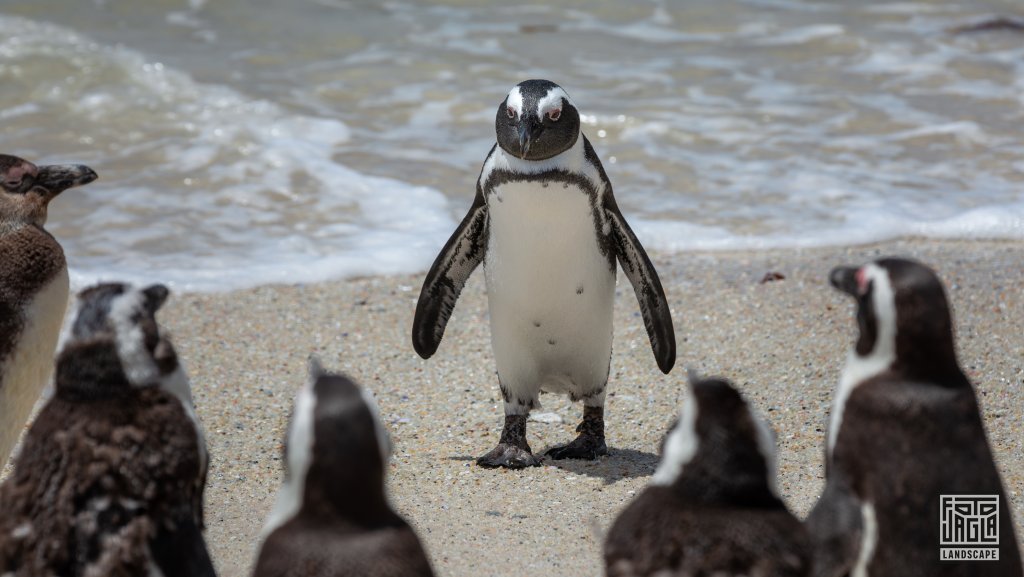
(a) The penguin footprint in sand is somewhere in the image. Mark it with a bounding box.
[0,282,214,577]
[0,154,97,466]
[412,79,676,469]
[253,357,435,577]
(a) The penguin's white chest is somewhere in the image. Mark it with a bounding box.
[0,268,69,463]
[483,180,615,397]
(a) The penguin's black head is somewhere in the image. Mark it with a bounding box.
[0,153,97,225]
[56,282,175,398]
[495,79,581,161]
[275,356,393,524]
[830,257,961,381]
[651,373,780,506]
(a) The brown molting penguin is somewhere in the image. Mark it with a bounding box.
[807,258,1022,577]
[604,373,810,577]
[0,282,214,576]
[0,153,97,466]
[253,356,435,577]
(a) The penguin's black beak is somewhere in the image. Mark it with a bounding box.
[829,266,860,297]
[36,164,98,199]
[518,118,543,159]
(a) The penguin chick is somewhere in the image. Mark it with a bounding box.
[0,282,215,577]
[0,154,97,466]
[605,374,809,577]
[807,258,1022,577]
[253,356,435,577]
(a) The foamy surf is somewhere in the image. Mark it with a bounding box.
[2,0,1024,293]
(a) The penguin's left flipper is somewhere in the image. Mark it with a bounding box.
[149,515,218,577]
[805,478,864,577]
[412,188,489,359]
[603,195,676,374]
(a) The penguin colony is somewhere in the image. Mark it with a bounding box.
[0,80,1021,577]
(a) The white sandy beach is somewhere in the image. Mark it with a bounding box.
[145,238,1024,576]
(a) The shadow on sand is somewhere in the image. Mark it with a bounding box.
[539,447,659,483]
[446,448,659,483]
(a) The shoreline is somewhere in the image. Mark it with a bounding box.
[10,238,1024,576]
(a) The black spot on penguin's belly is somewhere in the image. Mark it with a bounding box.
[576,285,584,295]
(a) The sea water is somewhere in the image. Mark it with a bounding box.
[1,0,1022,291]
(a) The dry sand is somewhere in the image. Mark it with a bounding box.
[15,239,1024,576]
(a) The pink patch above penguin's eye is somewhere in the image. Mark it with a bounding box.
[548,109,561,121]
[855,268,870,295]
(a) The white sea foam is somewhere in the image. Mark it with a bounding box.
[3,1,1024,293]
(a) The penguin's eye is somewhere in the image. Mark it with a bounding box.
[506,106,516,119]
[547,108,561,122]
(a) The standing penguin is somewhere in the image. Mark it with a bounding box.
[0,154,97,465]
[807,258,1022,577]
[253,357,435,577]
[0,282,214,577]
[604,374,809,576]
[412,79,675,468]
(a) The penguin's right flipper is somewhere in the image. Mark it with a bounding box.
[412,189,489,359]
[805,477,864,577]
[149,515,218,577]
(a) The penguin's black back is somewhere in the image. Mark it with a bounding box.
[255,517,434,577]
[827,374,1022,576]
[605,485,809,577]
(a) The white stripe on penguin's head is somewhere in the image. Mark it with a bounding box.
[359,386,392,469]
[650,381,700,486]
[505,86,524,118]
[829,262,898,455]
[109,287,161,387]
[750,405,780,497]
[536,86,573,121]
[260,359,318,538]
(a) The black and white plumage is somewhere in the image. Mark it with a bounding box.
[0,282,214,577]
[253,357,435,577]
[605,374,809,577]
[0,153,97,466]
[412,79,675,469]
[807,258,1023,577]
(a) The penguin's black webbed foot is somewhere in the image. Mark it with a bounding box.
[544,434,608,460]
[477,413,541,469]
[546,404,608,461]
[476,443,542,469]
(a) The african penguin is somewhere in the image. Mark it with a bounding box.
[604,373,810,577]
[0,282,214,577]
[253,356,435,577]
[0,153,97,466]
[806,258,1022,577]
[412,79,676,469]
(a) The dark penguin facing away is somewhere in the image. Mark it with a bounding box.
[0,282,215,577]
[807,258,1022,577]
[605,374,809,577]
[253,357,435,577]
[0,153,97,466]
[412,79,676,469]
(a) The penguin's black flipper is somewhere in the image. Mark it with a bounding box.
[150,515,218,577]
[602,192,676,374]
[412,187,489,359]
[805,477,864,577]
